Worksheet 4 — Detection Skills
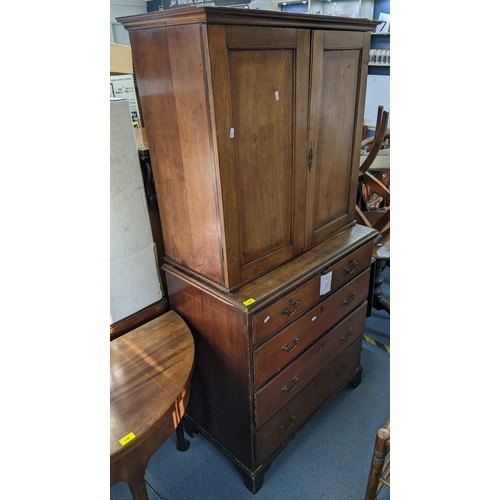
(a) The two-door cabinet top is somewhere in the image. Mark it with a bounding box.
[118,7,379,291]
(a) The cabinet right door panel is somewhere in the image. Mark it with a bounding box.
[306,31,370,248]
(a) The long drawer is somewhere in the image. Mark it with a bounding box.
[254,336,363,466]
[253,268,370,388]
[252,241,373,345]
[254,302,367,429]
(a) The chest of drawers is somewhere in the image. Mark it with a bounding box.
[164,224,377,492]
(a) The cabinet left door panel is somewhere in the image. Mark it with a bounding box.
[207,25,310,288]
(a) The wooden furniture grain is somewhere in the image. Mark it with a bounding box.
[118,7,379,292]
[364,419,390,500]
[117,7,380,493]
[110,311,195,500]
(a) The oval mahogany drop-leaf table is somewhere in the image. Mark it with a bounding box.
[110,311,195,500]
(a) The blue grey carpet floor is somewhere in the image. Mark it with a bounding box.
[111,267,390,500]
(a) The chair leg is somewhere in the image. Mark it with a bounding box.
[364,427,390,500]
[372,258,390,314]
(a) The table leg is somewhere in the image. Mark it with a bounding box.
[128,475,149,500]
[175,419,190,451]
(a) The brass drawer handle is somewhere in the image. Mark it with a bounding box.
[335,365,348,377]
[282,299,300,317]
[343,259,358,274]
[282,375,299,393]
[342,292,356,305]
[340,328,353,341]
[280,414,296,431]
[281,335,300,353]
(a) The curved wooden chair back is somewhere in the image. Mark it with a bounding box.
[356,105,390,240]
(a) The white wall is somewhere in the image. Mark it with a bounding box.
[110,0,148,45]
[364,75,390,128]
[322,0,359,16]
[308,0,361,16]
[359,0,374,19]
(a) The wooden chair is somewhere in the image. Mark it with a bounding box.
[356,106,390,314]
[364,419,390,500]
[356,105,390,237]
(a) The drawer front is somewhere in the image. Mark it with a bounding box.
[253,268,370,388]
[251,242,372,345]
[254,302,367,429]
[252,275,321,345]
[255,336,362,466]
[322,241,373,291]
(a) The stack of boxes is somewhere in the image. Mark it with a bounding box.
[110,43,162,324]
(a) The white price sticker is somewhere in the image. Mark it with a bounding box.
[320,271,332,296]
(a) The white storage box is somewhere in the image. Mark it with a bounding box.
[110,98,162,324]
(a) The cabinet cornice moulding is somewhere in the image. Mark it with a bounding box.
[117,6,380,31]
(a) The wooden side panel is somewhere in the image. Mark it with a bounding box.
[165,270,254,468]
[305,30,367,248]
[129,25,225,285]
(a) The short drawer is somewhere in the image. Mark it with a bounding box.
[254,302,367,429]
[254,336,362,466]
[253,268,370,388]
[251,242,373,346]
[322,241,373,291]
[252,275,321,345]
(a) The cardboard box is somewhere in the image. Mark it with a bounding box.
[110,75,142,129]
[110,43,148,147]
[110,98,163,324]
[134,126,148,150]
[110,43,133,75]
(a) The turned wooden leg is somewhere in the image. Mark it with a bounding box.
[128,474,149,500]
[175,419,190,451]
[364,427,390,500]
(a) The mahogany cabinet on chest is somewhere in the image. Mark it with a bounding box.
[118,6,379,493]
[118,7,378,292]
